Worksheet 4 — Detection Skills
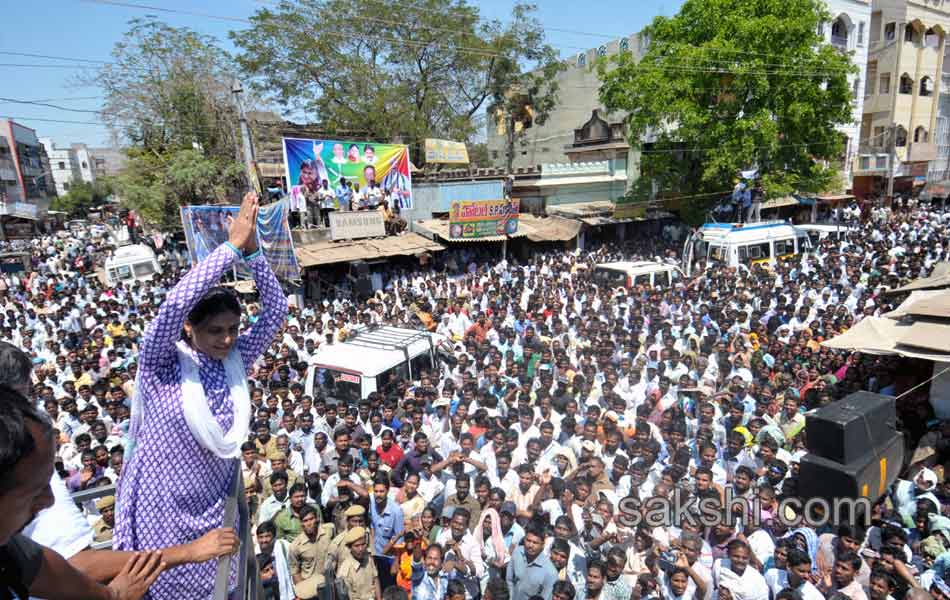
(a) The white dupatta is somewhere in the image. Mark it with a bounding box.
[127,341,251,463]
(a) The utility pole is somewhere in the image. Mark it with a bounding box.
[885,123,897,206]
[232,79,261,195]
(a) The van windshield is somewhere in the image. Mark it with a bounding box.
[593,267,627,287]
[312,369,361,403]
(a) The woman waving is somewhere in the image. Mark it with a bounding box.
[115,192,288,599]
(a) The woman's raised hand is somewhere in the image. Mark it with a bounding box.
[228,192,260,253]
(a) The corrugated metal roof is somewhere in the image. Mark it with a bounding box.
[521,214,581,242]
[295,233,445,267]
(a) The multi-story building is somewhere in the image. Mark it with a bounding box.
[821,0,873,185]
[40,139,127,196]
[0,120,53,216]
[87,146,127,178]
[854,0,949,198]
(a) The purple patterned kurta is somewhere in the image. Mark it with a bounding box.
[114,243,287,599]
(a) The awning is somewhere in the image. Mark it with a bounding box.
[919,180,950,201]
[884,289,948,318]
[546,200,616,218]
[816,194,855,203]
[821,315,950,361]
[295,232,445,267]
[821,316,904,355]
[889,262,950,293]
[519,214,581,242]
[414,219,527,243]
[761,196,801,210]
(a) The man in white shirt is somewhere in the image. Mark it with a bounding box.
[712,539,769,600]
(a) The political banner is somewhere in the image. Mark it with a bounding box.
[180,198,300,280]
[448,199,520,239]
[282,137,413,210]
[424,138,469,164]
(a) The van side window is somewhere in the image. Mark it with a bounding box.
[377,362,409,395]
[774,239,794,256]
[133,262,155,277]
[656,271,670,288]
[409,352,433,379]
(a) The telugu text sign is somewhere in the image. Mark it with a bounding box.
[329,210,386,240]
[449,199,520,239]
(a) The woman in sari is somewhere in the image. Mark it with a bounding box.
[115,192,289,598]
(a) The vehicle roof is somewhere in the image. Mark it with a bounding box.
[796,224,858,232]
[594,261,681,275]
[697,221,807,243]
[309,326,445,377]
[108,244,157,262]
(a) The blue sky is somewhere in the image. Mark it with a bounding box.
[0,0,682,147]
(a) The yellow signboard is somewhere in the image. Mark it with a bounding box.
[424,139,470,164]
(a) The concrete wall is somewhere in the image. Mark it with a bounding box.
[405,179,505,230]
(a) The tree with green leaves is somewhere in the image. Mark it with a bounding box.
[598,0,856,223]
[87,18,245,226]
[231,0,561,167]
[50,180,113,218]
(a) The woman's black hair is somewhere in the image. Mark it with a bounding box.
[186,286,242,329]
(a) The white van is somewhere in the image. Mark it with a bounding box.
[797,224,857,248]
[593,261,684,289]
[304,326,448,403]
[682,221,811,275]
[104,244,163,286]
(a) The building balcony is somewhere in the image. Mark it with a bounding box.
[832,35,849,50]
[907,142,937,162]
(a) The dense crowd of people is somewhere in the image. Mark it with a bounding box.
[0,196,949,600]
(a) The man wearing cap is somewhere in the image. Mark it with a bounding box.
[326,504,367,574]
[335,527,381,600]
[91,496,115,544]
[288,504,335,600]
[262,450,302,500]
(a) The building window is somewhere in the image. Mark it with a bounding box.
[63,182,70,191]
[880,73,890,94]
[899,73,914,94]
[859,156,870,170]
[895,126,907,147]
[831,17,849,49]
[858,22,865,45]
[885,23,896,41]
[81,161,88,169]
[873,126,886,146]
[853,77,860,99]
[920,76,934,96]
[576,53,586,67]
[597,45,607,57]
[619,38,629,53]
[914,126,928,143]
[875,155,888,169]
[57,161,65,170]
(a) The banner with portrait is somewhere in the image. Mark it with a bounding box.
[449,199,520,239]
[282,137,413,210]
[180,199,301,280]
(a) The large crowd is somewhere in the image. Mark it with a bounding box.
[1,198,949,600]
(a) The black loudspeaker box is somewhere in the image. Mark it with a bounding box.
[798,431,904,509]
[805,391,896,464]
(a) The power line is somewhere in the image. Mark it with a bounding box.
[80,0,504,58]
[1,115,109,126]
[0,51,110,64]
[0,97,102,114]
